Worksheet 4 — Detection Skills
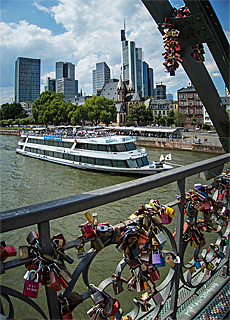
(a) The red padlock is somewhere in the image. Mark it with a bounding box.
[83,223,95,238]
[5,246,17,256]
[23,270,39,298]
[49,269,61,291]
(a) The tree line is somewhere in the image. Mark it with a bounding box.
[1,90,220,128]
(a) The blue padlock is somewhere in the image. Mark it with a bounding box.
[194,261,201,269]
[155,256,165,267]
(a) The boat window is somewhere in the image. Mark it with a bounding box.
[74,155,80,162]
[136,158,143,167]
[75,143,86,149]
[64,142,73,148]
[46,140,54,146]
[88,144,98,151]
[37,149,44,155]
[88,157,95,165]
[54,152,63,159]
[81,156,87,163]
[108,145,117,152]
[125,142,136,151]
[142,156,149,166]
[96,158,112,166]
[25,147,31,152]
[112,160,127,168]
[98,145,107,152]
[116,144,126,152]
[127,159,137,168]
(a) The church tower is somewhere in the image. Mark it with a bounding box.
[128,80,135,93]
[117,77,126,102]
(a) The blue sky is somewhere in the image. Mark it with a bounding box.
[0,0,229,104]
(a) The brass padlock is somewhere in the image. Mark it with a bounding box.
[19,245,31,260]
[165,255,175,268]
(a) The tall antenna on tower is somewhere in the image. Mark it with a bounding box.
[124,18,125,31]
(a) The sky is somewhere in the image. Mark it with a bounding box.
[0,0,229,104]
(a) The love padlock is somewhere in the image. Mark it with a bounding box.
[23,270,39,298]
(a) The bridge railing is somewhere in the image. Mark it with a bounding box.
[0,153,229,319]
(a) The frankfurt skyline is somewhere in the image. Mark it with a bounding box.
[1,0,229,104]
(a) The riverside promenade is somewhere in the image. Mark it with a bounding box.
[0,128,225,154]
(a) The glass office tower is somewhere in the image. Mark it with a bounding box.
[92,62,110,96]
[56,61,75,99]
[15,57,41,103]
[143,61,154,97]
[121,29,143,97]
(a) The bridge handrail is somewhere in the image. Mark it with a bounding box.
[0,153,229,320]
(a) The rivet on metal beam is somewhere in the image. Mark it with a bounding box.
[206,35,211,40]
[196,17,201,22]
[201,27,206,31]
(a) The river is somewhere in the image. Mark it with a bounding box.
[0,134,227,319]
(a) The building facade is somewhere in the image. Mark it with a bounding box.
[56,61,75,99]
[154,84,166,100]
[44,77,56,92]
[15,57,41,103]
[92,62,110,96]
[121,29,144,97]
[177,85,203,128]
[57,78,75,100]
[145,98,178,118]
[143,62,154,97]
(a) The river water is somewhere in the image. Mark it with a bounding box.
[0,134,227,319]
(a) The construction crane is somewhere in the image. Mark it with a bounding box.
[155,80,176,85]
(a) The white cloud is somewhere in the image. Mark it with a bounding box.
[0,0,228,104]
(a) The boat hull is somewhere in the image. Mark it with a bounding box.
[16,148,172,175]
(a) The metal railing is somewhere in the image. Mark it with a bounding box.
[0,153,230,319]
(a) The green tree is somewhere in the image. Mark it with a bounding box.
[71,96,117,125]
[154,113,166,126]
[165,109,175,126]
[0,102,27,120]
[127,102,152,126]
[174,111,186,127]
[32,91,75,125]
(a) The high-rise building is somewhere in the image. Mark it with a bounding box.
[56,62,75,80]
[56,61,75,99]
[154,84,166,100]
[57,78,75,100]
[15,57,41,103]
[121,29,143,97]
[143,62,154,97]
[92,62,110,96]
[44,77,56,92]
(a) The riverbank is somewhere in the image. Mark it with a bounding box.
[136,136,225,154]
[0,129,225,154]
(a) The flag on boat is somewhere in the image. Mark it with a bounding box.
[165,153,172,160]
[159,155,165,162]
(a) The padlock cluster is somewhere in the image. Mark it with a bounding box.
[191,44,205,62]
[87,284,120,320]
[159,6,191,76]
[182,172,229,274]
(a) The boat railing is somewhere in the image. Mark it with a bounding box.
[0,153,230,320]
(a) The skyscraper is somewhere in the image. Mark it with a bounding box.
[92,62,110,96]
[121,29,143,97]
[56,61,75,99]
[45,77,56,92]
[15,57,41,103]
[143,62,154,97]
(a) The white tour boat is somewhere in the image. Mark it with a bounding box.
[16,130,173,175]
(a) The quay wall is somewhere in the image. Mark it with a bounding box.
[0,129,225,154]
[136,137,225,154]
[0,129,20,136]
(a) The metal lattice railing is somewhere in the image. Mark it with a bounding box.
[0,153,229,320]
